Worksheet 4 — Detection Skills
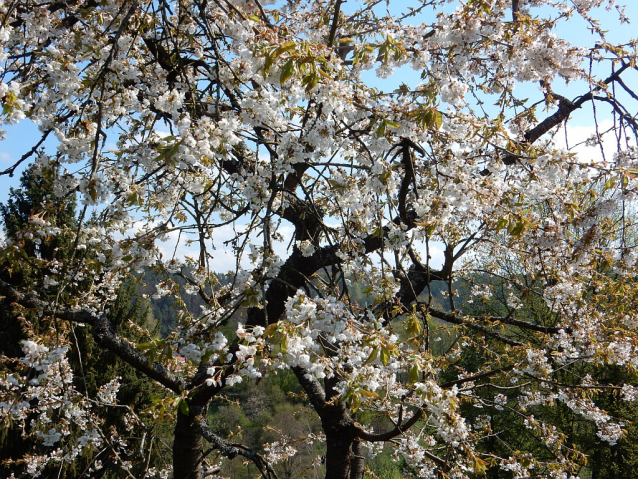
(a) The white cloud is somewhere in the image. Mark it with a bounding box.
[557,118,631,163]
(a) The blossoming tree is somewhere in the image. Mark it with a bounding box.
[1,0,638,478]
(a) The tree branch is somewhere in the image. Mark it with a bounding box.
[354,409,424,442]
[0,279,185,393]
[427,307,524,347]
[196,418,278,479]
[439,365,517,389]
[327,0,345,48]
[500,62,633,166]
[0,130,52,177]
[292,366,327,410]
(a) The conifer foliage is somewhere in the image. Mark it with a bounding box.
[1,1,638,478]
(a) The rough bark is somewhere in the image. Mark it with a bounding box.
[174,411,204,479]
[322,403,358,479]
[349,440,365,479]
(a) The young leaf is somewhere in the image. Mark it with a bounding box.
[350,392,362,413]
[365,346,380,365]
[380,347,390,366]
[280,58,295,84]
[272,41,297,58]
[409,364,421,384]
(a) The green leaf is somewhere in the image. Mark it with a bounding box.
[496,216,508,232]
[87,183,98,202]
[372,226,385,238]
[603,177,615,191]
[392,44,404,61]
[422,109,433,128]
[179,399,190,416]
[303,73,319,93]
[263,323,278,338]
[350,392,361,413]
[509,219,526,237]
[409,364,420,384]
[404,315,418,336]
[365,346,380,365]
[136,342,154,351]
[376,120,387,137]
[155,142,180,163]
[433,110,443,130]
[317,66,332,79]
[359,389,378,398]
[380,347,390,366]
[351,51,360,66]
[264,54,274,75]
[201,348,214,364]
[126,191,141,206]
[473,455,488,475]
[272,41,297,58]
[280,58,295,84]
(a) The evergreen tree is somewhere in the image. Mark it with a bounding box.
[0,163,77,356]
[0,163,77,259]
[0,163,78,473]
[0,165,170,477]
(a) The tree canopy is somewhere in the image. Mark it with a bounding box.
[1,0,638,478]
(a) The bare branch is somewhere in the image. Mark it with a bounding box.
[196,418,279,479]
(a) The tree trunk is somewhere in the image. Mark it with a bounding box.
[173,411,204,479]
[324,425,355,479]
[321,403,365,479]
[293,369,366,479]
[349,439,365,479]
